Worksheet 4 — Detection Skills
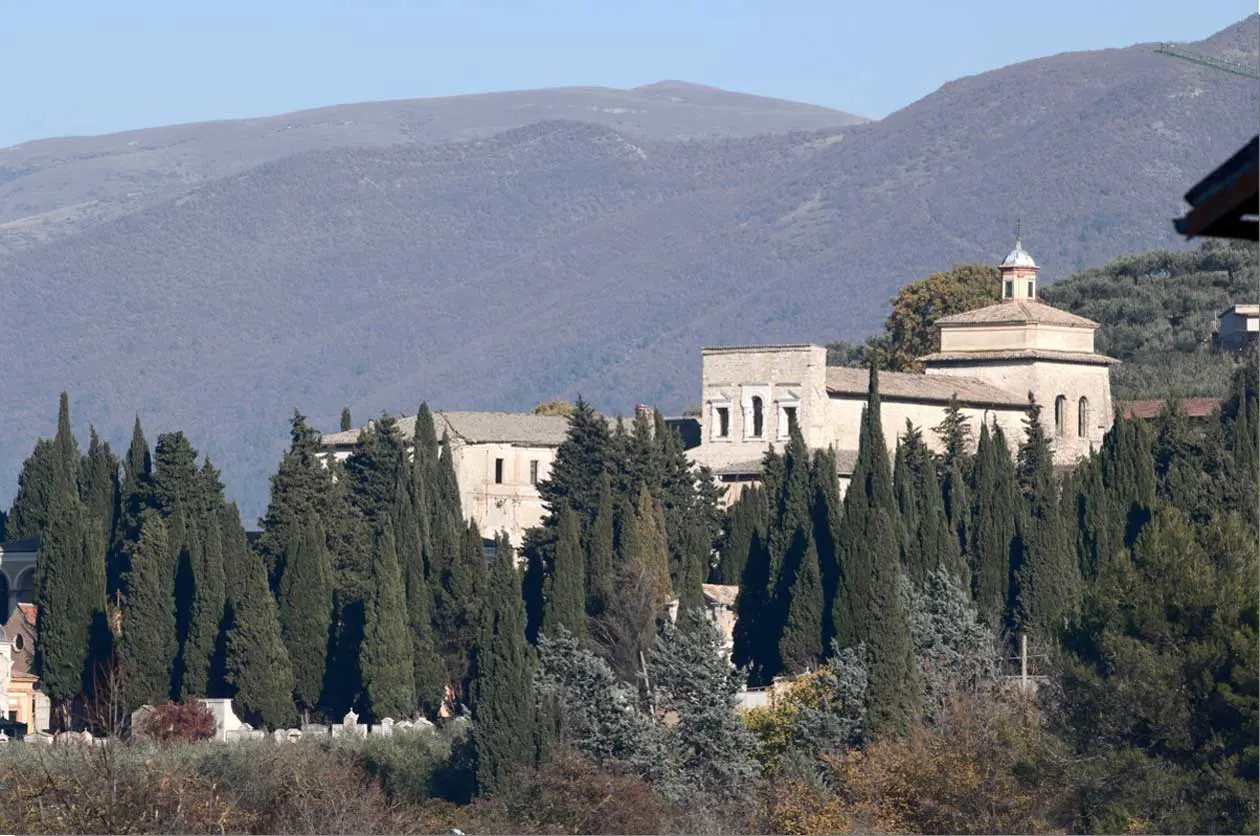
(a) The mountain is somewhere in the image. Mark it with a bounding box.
[0,17,1256,521]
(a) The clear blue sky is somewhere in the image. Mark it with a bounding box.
[1,0,1251,148]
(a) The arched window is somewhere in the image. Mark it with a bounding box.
[13,569,33,606]
[751,396,764,438]
[1078,397,1090,438]
[1054,395,1067,437]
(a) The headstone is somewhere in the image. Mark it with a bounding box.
[375,718,394,737]
[272,728,287,743]
[329,724,345,738]
[342,709,358,728]
[302,723,329,737]
[286,728,302,743]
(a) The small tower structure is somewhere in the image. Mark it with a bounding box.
[920,236,1118,466]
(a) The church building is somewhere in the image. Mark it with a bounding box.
[690,240,1117,503]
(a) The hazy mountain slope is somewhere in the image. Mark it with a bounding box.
[0,82,864,256]
[0,17,1255,520]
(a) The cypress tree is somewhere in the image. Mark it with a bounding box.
[714,484,768,585]
[110,417,153,597]
[359,523,415,721]
[52,391,81,500]
[731,517,772,683]
[969,424,1021,629]
[674,520,710,634]
[1015,400,1080,642]
[340,406,353,432]
[151,432,200,522]
[117,510,177,710]
[472,534,537,796]
[585,475,617,617]
[80,428,119,552]
[933,394,973,472]
[395,464,445,718]
[344,415,408,527]
[35,492,106,723]
[277,519,333,720]
[811,447,844,652]
[941,458,971,560]
[181,513,226,697]
[543,505,587,639]
[221,504,296,730]
[777,528,824,674]
[835,366,919,734]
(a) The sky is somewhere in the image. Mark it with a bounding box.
[0,0,1252,149]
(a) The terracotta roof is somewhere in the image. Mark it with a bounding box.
[826,367,1028,407]
[702,584,739,608]
[936,299,1098,328]
[922,348,1119,367]
[320,410,570,448]
[17,603,36,625]
[1120,398,1224,420]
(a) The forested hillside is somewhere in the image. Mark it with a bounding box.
[1041,239,1258,399]
[0,17,1255,519]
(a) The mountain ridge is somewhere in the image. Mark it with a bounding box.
[0,16,1255,521]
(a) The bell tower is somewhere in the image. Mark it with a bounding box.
[999,235,1038,302]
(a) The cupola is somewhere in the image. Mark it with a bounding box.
[1000,238,1038,301]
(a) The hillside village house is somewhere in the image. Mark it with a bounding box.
[1211,303,1259,354]
[690,240,1118,503]
[319,411,570,547]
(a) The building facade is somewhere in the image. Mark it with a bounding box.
[320,411,570,546]
[690,240,1117,501]
[1212,303,1259,354]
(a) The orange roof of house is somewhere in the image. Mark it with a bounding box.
[1120,398,1224,420]
[16,603,36,625]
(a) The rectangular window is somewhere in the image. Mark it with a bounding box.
[784,406,798,433]
[1004,280,1013,298]
[529,460,539,485]
[715,406,730,438]
[1027,281,1034,298]
[494,458,504,484]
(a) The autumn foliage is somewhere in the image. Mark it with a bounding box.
[133,701,217,743]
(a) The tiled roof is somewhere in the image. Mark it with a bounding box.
[17,603,36,625]
[702,584,739,608]
[921,348,1119,367]
[825,367,1029,407]
[1120,398,1224,420]
[936,299,1098,328]
[320,410,570,448]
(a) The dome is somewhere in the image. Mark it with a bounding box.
[1001,239,1037,269]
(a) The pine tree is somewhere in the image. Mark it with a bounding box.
[277,519,333,719]
[778,528,824,673]
[359,524,415,721]
[118,510,177,710]
[7,439,59,540]
[340,406,353,432]
[221,504,296,730]
[542,505,587,639]
[472,534,537,796]
[180,512,226,697]
[35,492,106,722]
[257,411,332,586]
[538,397,613,524]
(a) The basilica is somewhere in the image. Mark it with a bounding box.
[689,239,1118,503]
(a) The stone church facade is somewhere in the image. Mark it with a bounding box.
[690,240,1117,503]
